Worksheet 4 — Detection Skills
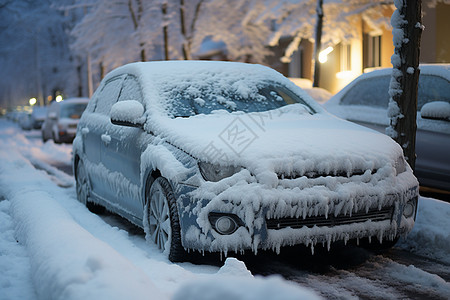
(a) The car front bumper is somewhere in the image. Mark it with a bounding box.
[177,170,419,254]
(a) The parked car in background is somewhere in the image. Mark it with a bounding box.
[30,106,47,129]
[73,61,419,262]
[42,97,89,143]
[18,111,32,130]
[289,77,333,104]
[324,64,450,193]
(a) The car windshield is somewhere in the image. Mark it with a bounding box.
[164,82,315,117]
[341,74,450,110]
[61,103,87,119]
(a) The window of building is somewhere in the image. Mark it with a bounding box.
[340,43,351,72]
[364,34,381,69]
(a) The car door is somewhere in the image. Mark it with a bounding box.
[101,75,148,218]
[81,75,126,200]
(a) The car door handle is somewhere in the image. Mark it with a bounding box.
[101,134,111,145]
[81,127,89,135]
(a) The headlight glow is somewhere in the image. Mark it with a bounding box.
[198,162,241,182]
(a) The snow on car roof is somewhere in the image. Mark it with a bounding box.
[104,61,323,115]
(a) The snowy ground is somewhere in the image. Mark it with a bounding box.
[0,118,449,300]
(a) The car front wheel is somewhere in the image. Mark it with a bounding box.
[144,177,185,262]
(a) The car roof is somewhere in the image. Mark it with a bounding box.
[100,61,324,114]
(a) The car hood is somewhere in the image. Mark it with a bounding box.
[148,104,403,178]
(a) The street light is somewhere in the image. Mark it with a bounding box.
[29,98,37,106]
[318,46,334,63]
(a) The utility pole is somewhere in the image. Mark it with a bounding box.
[312,0,324,87]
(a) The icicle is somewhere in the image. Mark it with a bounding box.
[326,235,332,251]
[310,243,315,255]
[378,229,384,243]
[276,245,281,255]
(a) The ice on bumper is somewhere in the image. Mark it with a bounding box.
[181,163,418,255]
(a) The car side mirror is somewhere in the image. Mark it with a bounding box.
[421,101,450,122]
[48,112,57,120]
[110,100,145,128]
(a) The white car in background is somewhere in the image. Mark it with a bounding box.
[42,98,89,143]
[324,65,450,193]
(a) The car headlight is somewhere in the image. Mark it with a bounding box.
[394,156,407,175]
[198,162,241,182]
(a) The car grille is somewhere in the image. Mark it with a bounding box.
[266,206,393,230]
[68,124,78,129]
[277,169,375,180]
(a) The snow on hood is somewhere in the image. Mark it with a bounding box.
[103,61,401,178]
[148,104,403,181]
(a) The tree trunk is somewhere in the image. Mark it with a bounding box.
[99,61,105,80]
[87,53,93,98]
[387,0,422,170]
[179,0,190,60]
[128,0,146,61]
[162,2,169,60]
[312,0,323,88]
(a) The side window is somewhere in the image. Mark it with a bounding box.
[117,76,143,103]
[418,75,450,109]
[94,76,124,115]
[341,76,390,108]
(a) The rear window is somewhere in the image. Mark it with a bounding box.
[61,103,88,119]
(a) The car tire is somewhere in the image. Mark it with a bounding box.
[144,176,185,262]
[53,132,61,144]
[75,160,105,214]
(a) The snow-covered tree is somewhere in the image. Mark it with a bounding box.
[386,0,423,170]
[0,0,78,108]
[262,0,394,81]
[191,0,273,63]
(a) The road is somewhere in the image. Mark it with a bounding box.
[25,129,450,300]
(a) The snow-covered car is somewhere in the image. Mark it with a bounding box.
[324,65,450,193]
[42,98,89,143]
[30,106,47,129]
[73,61,419,262]
[18,111,33,130]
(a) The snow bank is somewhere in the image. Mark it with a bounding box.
[0,200,36,299]
[173,257,322,300]
[397,196,450,264]
[0,147,167,300]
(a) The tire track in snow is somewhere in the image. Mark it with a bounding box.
[242,245,450,300]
